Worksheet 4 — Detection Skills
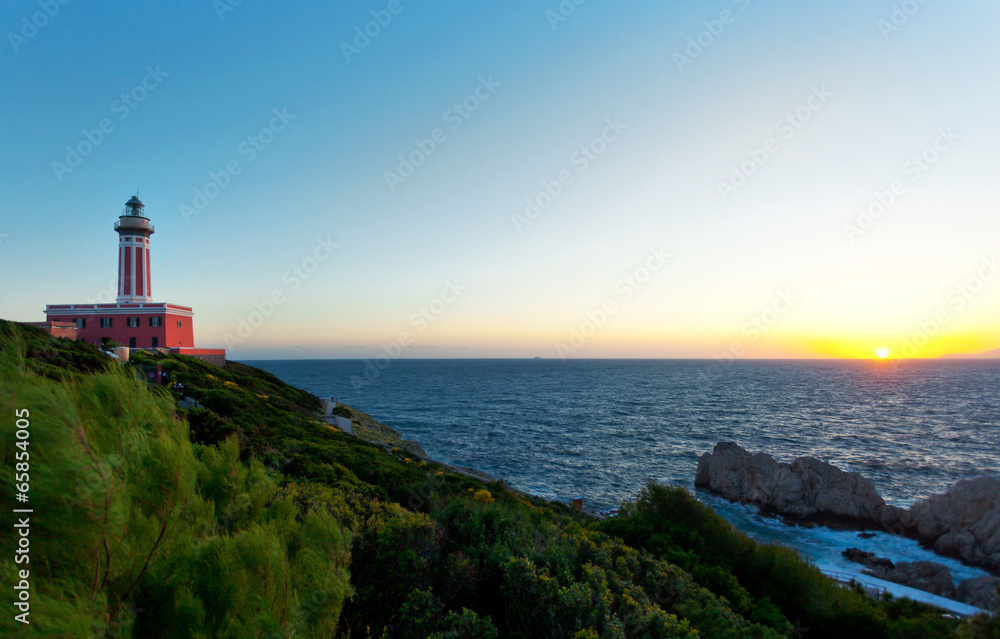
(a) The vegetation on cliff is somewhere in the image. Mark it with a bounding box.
[1,320,997,638]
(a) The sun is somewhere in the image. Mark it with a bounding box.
[874,347,891,359]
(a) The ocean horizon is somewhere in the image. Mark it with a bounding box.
[247,358,1000,506]
[250,357,1000,584]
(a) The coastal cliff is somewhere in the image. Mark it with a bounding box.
[2,320,997,638]
[905,476,1000,573]
[696,442,1000,575]
[694,441,892,526]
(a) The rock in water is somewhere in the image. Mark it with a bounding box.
[862,561,956,599]
[696,442,1000,575]
[842,547,894,570]
[694,442,889,527]
[908,477,1000,573]
[842,547,874,563]
[957,575,1000,611]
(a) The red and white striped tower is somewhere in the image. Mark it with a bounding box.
[115,195,155,303]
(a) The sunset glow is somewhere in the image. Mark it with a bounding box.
[6,5,1000,638]
[1,2,998,360]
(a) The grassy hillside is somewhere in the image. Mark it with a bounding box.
[1,320,996,638]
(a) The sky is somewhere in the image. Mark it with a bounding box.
[1,0,999,360]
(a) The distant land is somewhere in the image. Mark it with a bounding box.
[940,348,1000,359]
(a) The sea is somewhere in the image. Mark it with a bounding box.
[247,358,1000,584]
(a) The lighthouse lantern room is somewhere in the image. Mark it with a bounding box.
[116,195,155,303]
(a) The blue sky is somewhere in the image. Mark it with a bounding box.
[2,0,999,359]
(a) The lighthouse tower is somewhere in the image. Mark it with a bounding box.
[40,193,226,366]
[116,195,154,303]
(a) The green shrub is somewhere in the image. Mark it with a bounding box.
[0,325,351,638]
[598,481,976,639]
[3,320,986,638]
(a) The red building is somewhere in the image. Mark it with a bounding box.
[40,195,225,365]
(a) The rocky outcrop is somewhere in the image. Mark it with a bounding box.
[695,442,893,527]
[906,477,1000,573]
[862,561,956,599]
[696,443,1000,574]
[957,575,1000,611]
[842,548,1000,607]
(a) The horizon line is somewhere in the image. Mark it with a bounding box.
[234,356,1000,362]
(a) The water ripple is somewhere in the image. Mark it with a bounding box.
[250,359,1000,513]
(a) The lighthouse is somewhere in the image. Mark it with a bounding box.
[116,195,154,303]
[38,195,226,366]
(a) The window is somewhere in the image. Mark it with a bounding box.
[100,318,112,328]
[176,321,183,328]
[151,337,159,348]
[129,337,137,348]
[127,317,139,328]
[75,318,86,329]
[149,317,162,327]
